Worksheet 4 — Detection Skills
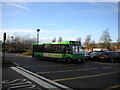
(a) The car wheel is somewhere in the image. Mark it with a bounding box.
[66,58,72,63]
[111,59,115,63]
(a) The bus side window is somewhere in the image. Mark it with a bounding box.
[42,45,45,52]
[66,45,72,54]
[35,45,39,52]
[60,45,65,53]
[57,45,61,53]
[63,45,66,53]
[46,44,51,53]
[55,45,59,53]
[34,45,36,52]
[51,45,55,53]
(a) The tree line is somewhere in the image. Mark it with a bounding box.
[52,29,120,51]
[82,29,120,51]
[1,28,120,53]
[4,34,36,53]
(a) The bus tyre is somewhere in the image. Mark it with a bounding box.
[37,55,41,60]
[66,58,72,63]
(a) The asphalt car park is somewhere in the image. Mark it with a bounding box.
[25,61,119,88]
[3,53,120,89]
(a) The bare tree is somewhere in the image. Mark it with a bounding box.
[84,35,91,49]
[89,40,96,49]
[118,38,120,42]
[76,37,81,45]
[100,29,112,49]
[52,37,56,42]
[58,37,63,42]
[117,38,120,49]
[76,37,81,42]
[0,40,2,51]
[6,34,36,52]
[0,40,2,45]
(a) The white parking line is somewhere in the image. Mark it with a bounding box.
[4,81,32,87]
[11,67,60,89]
[8,84,36,89]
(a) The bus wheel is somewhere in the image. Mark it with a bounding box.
[37,55,41,60]
[66,58,72,63]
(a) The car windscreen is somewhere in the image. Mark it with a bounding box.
[108,52,120,57]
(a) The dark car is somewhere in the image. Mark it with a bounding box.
[96,51,120,63]
[85,51,104,61]
[84,51,93,60]
[115,51,120,55]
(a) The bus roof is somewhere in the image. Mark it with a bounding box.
[33,41,80,45]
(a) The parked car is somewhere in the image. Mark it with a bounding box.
[95,51,120,63]
[89,51,105,61]
[84,51,93,60]
[84,51,104,61]
[115,51,120,55]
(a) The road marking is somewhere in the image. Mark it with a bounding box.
[24,64,74,68]
[36,68,98,74]
[2,79,36,89]
[4,81,32,87]
[15,54,31,58]
[16,66,73,90]
[8,84,35,89]
[90,61,118,66]
[53,71,119,82]
[2,79,26,84]
[102,84,120,90]
[11,66,72,89]
[11,67,60,89]
[24,56,32,58]
[13,62,20,66]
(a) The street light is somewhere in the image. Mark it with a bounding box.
[11,36,14,43]
[2,32,6,62]
[37,29,40,43]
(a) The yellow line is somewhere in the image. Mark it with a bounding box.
[24,56,32,57]
[102,84,120,90]
[91,62,118,66]
[36,68,98,74]
[15,54,19,56]
[15,54,31,58]
[25,64,74,68]
[15,54,22,56]
[13,62,20,66]
[53,71,119,82]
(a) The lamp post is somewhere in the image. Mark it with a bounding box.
[11,36,14,43]
[37,29,40,43]
[2,33,6,62]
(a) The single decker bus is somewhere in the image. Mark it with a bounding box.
[32,41,85,63]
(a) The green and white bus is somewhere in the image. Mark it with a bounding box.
[32,41,85,63]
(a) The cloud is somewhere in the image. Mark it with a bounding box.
[5,2,30,10]
[1,29,34,33]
